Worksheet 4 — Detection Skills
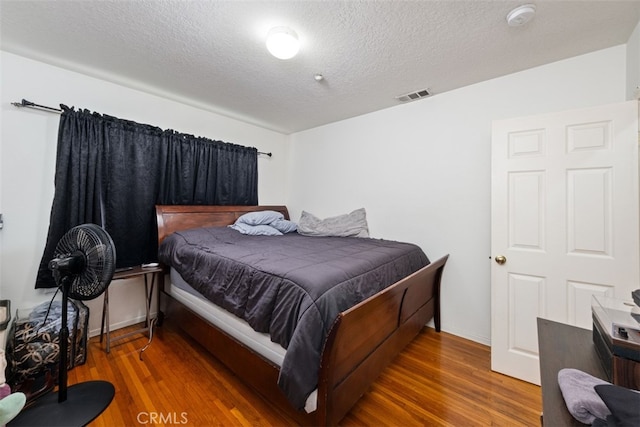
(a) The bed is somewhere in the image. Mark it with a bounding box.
[155,205,448,426]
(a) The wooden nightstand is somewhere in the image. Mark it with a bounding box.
[100,264,164,356]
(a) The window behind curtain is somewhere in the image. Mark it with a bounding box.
[35,107,258,289]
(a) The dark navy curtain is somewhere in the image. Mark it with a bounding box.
[36,106,258,289]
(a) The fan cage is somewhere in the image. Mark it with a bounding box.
[52,224,116,301]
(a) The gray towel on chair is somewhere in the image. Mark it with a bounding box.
[558,368,611,424]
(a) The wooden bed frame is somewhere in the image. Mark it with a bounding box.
[155,205,448,426]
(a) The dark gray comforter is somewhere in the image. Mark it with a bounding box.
[158,226,429,410]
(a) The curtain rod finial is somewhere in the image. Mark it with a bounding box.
[11,99,62,113]
[11,99,34,107]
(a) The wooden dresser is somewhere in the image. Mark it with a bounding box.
[537,318,608,426]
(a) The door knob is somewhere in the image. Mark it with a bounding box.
[495,255,507,265]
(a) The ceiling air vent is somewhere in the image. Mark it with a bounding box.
[395,88,431,103]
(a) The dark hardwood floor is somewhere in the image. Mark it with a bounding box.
[66,322,542,426]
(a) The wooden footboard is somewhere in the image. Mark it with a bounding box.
[155,205,448,425]
[317,254,448,425]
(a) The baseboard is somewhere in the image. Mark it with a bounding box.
[88,310,157,338]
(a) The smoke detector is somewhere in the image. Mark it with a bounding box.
[506,4,536,27]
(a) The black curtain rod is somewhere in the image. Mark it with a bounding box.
[11,98,273,157]
[11,98,62,113]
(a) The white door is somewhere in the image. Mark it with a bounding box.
[491,100,639,384]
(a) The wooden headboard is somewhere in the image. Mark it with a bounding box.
[155,205,290,243]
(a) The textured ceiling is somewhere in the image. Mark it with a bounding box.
[1,1,640,134]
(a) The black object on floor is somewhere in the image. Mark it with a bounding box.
[9,381,115,427]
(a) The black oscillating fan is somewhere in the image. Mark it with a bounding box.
[11,224,116,427]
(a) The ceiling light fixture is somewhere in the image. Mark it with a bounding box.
[506,4,536,27]
[266,26,300,60]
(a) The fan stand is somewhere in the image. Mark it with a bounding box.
[9,277,115,427]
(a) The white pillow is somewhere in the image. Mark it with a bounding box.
[297,208,369,238]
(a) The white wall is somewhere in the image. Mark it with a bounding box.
[0,44,631,347]
[0,51,289,335]
[627,20,640,100]
[287,45,627,344]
